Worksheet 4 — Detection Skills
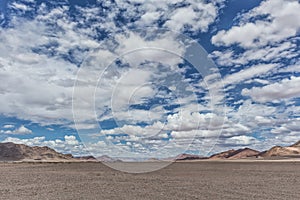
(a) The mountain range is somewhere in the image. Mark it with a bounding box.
[0,140,300,162]
[0,142,73,161]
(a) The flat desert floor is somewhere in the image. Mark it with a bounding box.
[0,162,299,200]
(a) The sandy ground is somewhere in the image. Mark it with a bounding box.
[0,161,299,200]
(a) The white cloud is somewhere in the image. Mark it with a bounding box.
[9,2,33,12]
[164,2,217,32]
[0,0,298,158]
[115,0,224,32]
[272,119,300,134]
[171,129,219,139]
[222,63,277,86]
[267,119,300,145]
[3,136,45,145]
[242,76,300,103]
[0,12,79,125]
[101,122,165,138]
[137,11,161,26]
[200,63,278,110]
[15,125,32,134]
[255,116,273,126]
[206,1,300,152]
[211,41,298,67]
[3,124,15,129]
[110,68,155,110]
[279,64,300,73]
[0,0,224,132]
[0,125,32,135]
[212,0,300,48]
[225,135,258,146]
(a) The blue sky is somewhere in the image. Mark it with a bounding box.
[0,0,299,158]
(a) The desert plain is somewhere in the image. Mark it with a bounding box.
[0,161,299,200]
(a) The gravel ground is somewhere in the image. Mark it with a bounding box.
[0,162,299,200]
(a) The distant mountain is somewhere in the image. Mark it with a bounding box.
[291,140,300,148]
[209,148,260,159]
[146,158,161,162]
[209,149,237,159]
[2,140,300,162]
[97,155,122,162]
[0,142,73,161]
[75,155,97,161]
[175,153,207,161]
[259,141,300,158]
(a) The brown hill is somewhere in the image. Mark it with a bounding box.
[258,140,300,158]
[175,153,207,161]
[0,142,73,161]
[228,148,260,159]
[75,155,97,161]
[209,149,236,159]
[259,145,300,157]
[291,140,300,148]
[209,148,260,160]
[97,155,122,162]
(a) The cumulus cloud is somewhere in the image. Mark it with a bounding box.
[114,0,224,32]
[225,135,259,146]
[0,125,32,135]
[204,0,299,155]
[9,2,33,12]
[212,0,300,48]
[1,0,224,131]
[211,41,298,67]
[268,118,300,145]
[3,124,15,129]
[222,63,277,86]
[242,76,300,103]
[0,0,298,158]
[210,0,300,78]
[1,0,226,158]
[164,2,218,32]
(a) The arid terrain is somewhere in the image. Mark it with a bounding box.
[0,161,299,200]
[1,141,300,199]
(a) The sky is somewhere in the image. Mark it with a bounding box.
[0,0,299,159]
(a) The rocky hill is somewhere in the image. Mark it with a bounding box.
[97,155,121,162]
[1,140,300,162]
[175,153,207,161]
[209,148,260,159]
[259,141,300,158]
[75,155,97,161]
[0,142,74,161]
[291,140,300,148]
